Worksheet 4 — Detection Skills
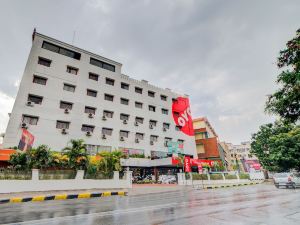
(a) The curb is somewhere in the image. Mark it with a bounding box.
[194,182,261,190]
[0,191,127,204]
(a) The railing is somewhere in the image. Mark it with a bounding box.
[39,169,76,180]
[0,169,32,180]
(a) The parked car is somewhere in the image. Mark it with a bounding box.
[273,172,300,188]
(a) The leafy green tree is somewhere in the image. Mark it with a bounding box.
[265,29,300,123]
[27,145,53,169]
[63,139,88,170]
[251,121,300,172]
[97,151,125,176]
[8,151,28,170]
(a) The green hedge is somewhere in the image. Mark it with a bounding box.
[192,173,208,180]
[225,174,238,180]
[0,169,32,180]
[39,170,76,180]
[239,173,250,179]
[209,174,223,180]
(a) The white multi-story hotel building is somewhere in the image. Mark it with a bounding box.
[3,31,197,161]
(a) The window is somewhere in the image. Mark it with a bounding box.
[161,95,167,101]
[120,114,129,121]
[38,57,51,67]
[162,108,169,115]
[135,102,143,109]
[163,123,170,129]
[149,105,156,112]
[105,78,115,86]
[102,128,113,136]
[175,125,181,131]
[87,89,97,97]
[22,115,38,125]
[172,98,178,102]
[121,82,129,90]
[89,73,99,81]
[81,125,95,132]
[148,91,155,97]
[90,57,115,72]
[60,101,73,110]
[178,139,184,144]
[173,111,180,117]
[150,135,158,142]
[135,133,144,140]
[149,120,157,127]
[63,83,76,92]
[135,117,144,124]
[104,94,114,101]
[33,75,47,85]
[103,110,113,118]
[120,130,129,138]
[28,94,43,104]
[85,106,96,114]
[66,66,78,75]
[42,41,81,60]
[56,121,70,129]
[120,98,129,105]
[135,87,143,94]
[165,137,172,143]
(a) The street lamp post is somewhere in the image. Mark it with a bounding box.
[234,153,240,174]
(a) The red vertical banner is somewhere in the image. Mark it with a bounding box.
[198,164,203,174]
[184,156,191,172]
[18,129,34,151]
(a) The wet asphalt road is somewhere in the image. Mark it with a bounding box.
[0,183,300,225]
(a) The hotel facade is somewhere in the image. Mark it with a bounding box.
[3,31,197,162]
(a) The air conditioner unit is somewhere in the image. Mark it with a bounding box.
[102,116,107,121]
[61,128,68,134]
[64,108,69,114]
[120,136,125,141]
[21,123,28,129]
[26,101,34,107]
[123,120,128,124]
[86,131,92,136]
[150,141,154,145]
[149,124,153,129]
[88,113,94,118]
[134,121,139,126]
[102,134,106,139]
[163,128,167,132]
[135,138,139,143]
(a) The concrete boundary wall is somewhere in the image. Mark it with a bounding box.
[0,170,132,194]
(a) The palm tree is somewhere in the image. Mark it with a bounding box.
[97,151,125,177]
[63,139,88,170]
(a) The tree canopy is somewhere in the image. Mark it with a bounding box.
[265,29,300,123]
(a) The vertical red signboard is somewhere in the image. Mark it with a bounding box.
[184,156,191,172]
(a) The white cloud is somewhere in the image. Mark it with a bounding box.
[0,91,14,135]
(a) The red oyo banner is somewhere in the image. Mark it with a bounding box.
[18,129,34,151]
[184,156,191,172]
[172,97,194,136]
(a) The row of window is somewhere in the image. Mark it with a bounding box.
[27,92,170,114]
[37,58,169,101]
[22,111,180,131]
[21,115,183,144]
[42,41,115,72]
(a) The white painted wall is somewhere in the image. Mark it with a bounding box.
[3,32,197,160]
[0,170,132,194]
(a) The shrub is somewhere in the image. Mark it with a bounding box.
[209,174,223,180]
[225,174,238,180]
[192,173,208,180]
[239,173,250,179]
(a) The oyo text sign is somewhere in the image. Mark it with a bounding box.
[172,97,194,136]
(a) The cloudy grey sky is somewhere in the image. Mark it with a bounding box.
[0,0,299,144]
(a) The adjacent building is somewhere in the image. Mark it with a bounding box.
[193,117,227,169]
[3,30,197,167]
